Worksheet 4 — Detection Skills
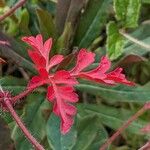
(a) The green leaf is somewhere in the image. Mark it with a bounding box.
[106,22,125,60]
[123,24,150,56]
[72,115,108,150]
[11,93,47,150]
[18,9,31,35]
[47,113,77,150]
[36,8,56,39]
[0,32,36,74]
[78,104,146,135]
[114,0,141,28]
[56,22,73,54]
[124,37,150,56]
[142,0,150,4]
[0,77,27,124]
[0,76,26,95]
[76,83,150,103]
[74,0,111,48]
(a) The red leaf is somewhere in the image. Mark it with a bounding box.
[106,68,135,86]
[47,80,78,134]
[43,38,52,58]
[38,68,49,79]
[72,54,134,86]
[27,76,42,89]
[76,56,110,82]
[59,86,78,102]
[70,49,95,74]
[27,69,49,89]
[22,36,38,51]
[47,86,55,102]
[22,35,53,68]
[48,55,64,71]
[28,51,46,69]
[53,70,78,85]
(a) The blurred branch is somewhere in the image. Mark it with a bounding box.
[56,0,71,35]
[139,141,150,150]
[5,99,45,150]
[0,0,27,22]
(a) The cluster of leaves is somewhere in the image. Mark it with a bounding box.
[0,0,150,149]
[21,34,133,134]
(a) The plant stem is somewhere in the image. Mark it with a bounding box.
[139,141,150,150]
[12,81,45,104]
[119,30,150,51]
[0,0,27,22]
[99,106,146,150]
[4,98,45,150]
[12,88,35,103]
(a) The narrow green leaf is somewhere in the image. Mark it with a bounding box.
[123,24,150,56]
[47,113,77,150]
[106,21,125,60]
[124,37,150,56]
[19,9,31,35]
[78,104,146,135]
[114,0,141,28]
[0,32,36,74]
[72,115,108,150]
[0,76,26,95]
[74,0,111,48]
[36,8,56,39]
[76,83,150,103]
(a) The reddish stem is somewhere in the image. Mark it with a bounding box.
[99,106,146,150]
[12,87,36,104]
[139,141,150,150]
[12,81,45,104]
[4,98,45,150]
[0,0,27,22]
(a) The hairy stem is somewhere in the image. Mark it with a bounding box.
[0,0,27,22]
[99,106,147,150]
[139,141,150,150]
[4,98,45,150]
[12,81,45,104]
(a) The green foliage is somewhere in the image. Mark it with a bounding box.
[18,9,31,35]
[36,8,56,39]
[1,0,150,149]
[114,0,141,28]
[72,115,108,150]
[0,77,26,95]
[106,22,125,60]
[76,83,150,103]
[78,104,147,135]
[11,93,47,150]
[47,113,77,150]
[47,113,108,150]
[74,0,111,48]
